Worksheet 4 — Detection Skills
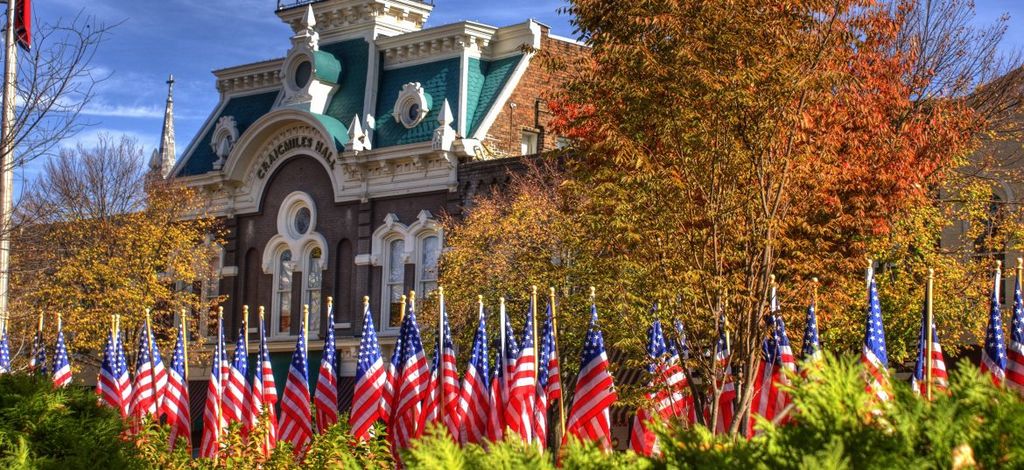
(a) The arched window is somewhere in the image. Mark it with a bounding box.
[418,234,440,297]
[275,249,293,336]
[304,246,323,335]
[385,238,406,329]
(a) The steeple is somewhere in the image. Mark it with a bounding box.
[149,74,176,179]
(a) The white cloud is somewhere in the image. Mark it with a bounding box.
[81,102,164,119]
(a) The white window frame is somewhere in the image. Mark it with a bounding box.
[415,233,441,300]
[367,211,443,335]
[301,242,326,339]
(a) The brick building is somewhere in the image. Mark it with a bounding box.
[160,0,584,426]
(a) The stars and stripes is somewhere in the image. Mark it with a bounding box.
[981,268,1008,385]
[278,315,313,456]
[130,325,159,428]
[534,301,560,449]
[630,319,689,456]
[564,304,617,449]
[862,268,891,401]
[199,314,226,459]
[1007,269,1024,391]
[224,328,250,428]
[485,340,505,443]
[0,323,10,374]
[382,320,403,427]
[672,320,697,425]
[434,299,461,439]
[911,300,948,396]
[711,314,736,434]
[458,303,489,445]
[52,324,73,388]
[802,297,822,362]
[314,303,340,433]
[508,303,538,444]
[500,310,520,435]
[249,310,278,456]
[350,303,386,441]
[115,330,132,419]
[391,304,431,451]
[97,329,119,410]
[30,327,46,376]
[162,323,191,452]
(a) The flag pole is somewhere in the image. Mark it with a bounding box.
[550,286,565,439]
[437,286,446,428]
[531,285,538,390]
[926,269,934,401]
[216,305,224,446]
[499,296,506,378]
[181,309,188,379]
[399,294,407,326]
[0,0,19,324]
[242,305,249,359]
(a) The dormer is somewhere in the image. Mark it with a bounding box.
[278,6,343,114]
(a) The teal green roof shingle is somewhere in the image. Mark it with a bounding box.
[466,55,523,137]
[321,39,368,124]
[373,57,461,148]
[178,90,279,177]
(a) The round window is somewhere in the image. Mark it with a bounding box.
[293,61,312,89]
[294,206,311,235]
[407,103,421,124]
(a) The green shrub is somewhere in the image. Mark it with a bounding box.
[0,373,143,469]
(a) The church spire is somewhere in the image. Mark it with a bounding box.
[149,74,176,179]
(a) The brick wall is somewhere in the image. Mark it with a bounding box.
[479,28,586,157]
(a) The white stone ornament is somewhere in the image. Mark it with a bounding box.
[393,82,430,129]
[210,115,239,170]
[432,98,456,151]
[346,114,371,152]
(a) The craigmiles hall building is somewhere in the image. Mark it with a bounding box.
[162,0,583,421]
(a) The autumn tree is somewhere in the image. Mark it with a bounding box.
[440,0,1023,436]
[8,134,222,371]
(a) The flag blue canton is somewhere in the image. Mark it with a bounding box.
[116,331,129,381]
[0,327,11,373]
[323,307,337,369]
[581,305,607,365]
[32,331,47,375]
[864,277,888,367]
[504,314,519,368]
[356,306,382,379]
[673,320,690,361]
[399,307,425,367]
[802,300,820,359]
[232,328,248,377]
[715,314,730,361]
[646,320,668,374]
[434,305,455,369]
[469,308,489,385]
[984,273,1007,372]
[913,301,940,384]
[53,330,70,372]
[1013,277,1024,345]
[290,322,308,381]
[538,304,555,387]
[519,303,535,354]
[100,331,115,377]
[135,327,152,371]
[171,327,186,376]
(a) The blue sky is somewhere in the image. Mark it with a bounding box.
[19,0,1024,191]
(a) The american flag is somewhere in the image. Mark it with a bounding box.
[911,299,948,396]
[130,326,158,428]
[278,315,313,456]
[199,314,226,458]
[249,310,278,456]
[96,331,119,410]
[30,328,46,375]
[981,268,1007,385]
[224,328,250,427]
[391,304,430,451]
[630,319,689,456]
[433,301,461,439]
[350,303,385,440]
[162,323,191,452]
[500,310,520,436]
[151,330,168,415]
[508,304,537,444]
[672,320,697,425]
[711,314,736,434]
[802,298,822,362]
[115,331,132,419]
[382,319,403,427]
[862,268,891,401]
[52,325,72,388]
[314,303,339,433]
[564,304,617,450]
[1007,271,1024,391]
[458,303,489,445]
[485,340,504,443]
[773,316,796,411]
[534,302,560,450]
[0,324,10,374]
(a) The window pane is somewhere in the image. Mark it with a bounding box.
[421,236,440,281]
[389,240,405,283]
[279,250,292,290]
[306,248,323,335]
[278,250,292,335]
[279,291,292,334]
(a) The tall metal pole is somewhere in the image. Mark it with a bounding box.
[926,269,934,401]
[0,0,18,322]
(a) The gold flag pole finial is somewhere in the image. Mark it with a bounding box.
[363,296,370,308]
[399,295,408,325]
[409,290,417,313]
[589,286,596,304]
